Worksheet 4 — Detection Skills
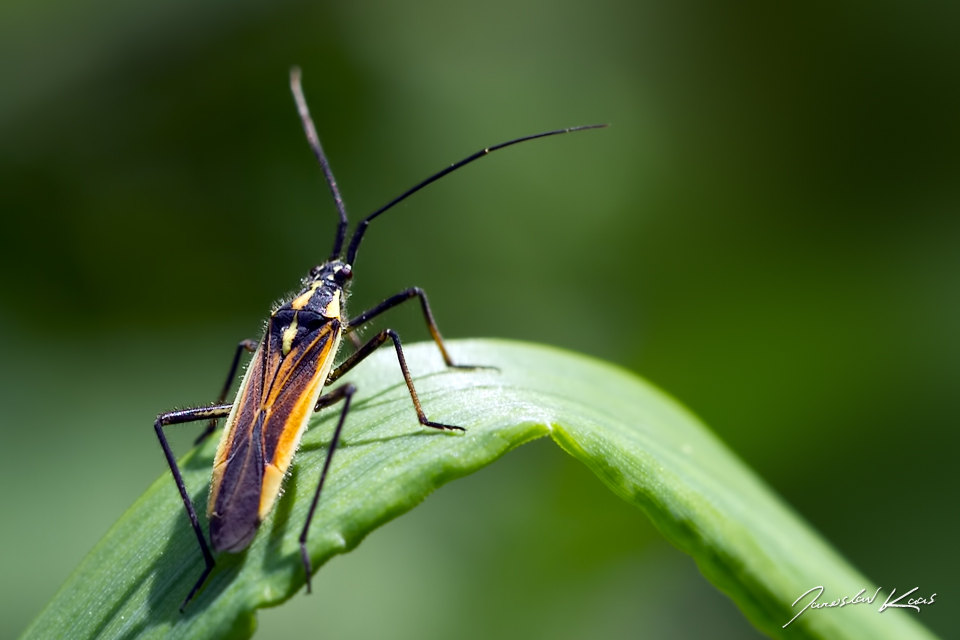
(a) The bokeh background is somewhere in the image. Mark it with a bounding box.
[2,1,957,638]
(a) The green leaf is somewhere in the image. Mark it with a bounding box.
[21,340,936,640]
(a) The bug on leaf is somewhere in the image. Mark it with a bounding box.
[154,67,606,610]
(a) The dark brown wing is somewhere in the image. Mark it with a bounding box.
[207,310,340,553]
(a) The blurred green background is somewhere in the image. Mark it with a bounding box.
[2,0,957,638]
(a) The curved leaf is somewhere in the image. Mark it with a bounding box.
[21,340,936,640]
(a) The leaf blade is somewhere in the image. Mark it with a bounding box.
[21,340,937,640]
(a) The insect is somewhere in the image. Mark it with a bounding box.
[154,67,606,611]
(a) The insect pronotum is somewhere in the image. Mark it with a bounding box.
[154,67,606,610]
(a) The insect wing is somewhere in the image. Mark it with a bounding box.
[208,311,341,553]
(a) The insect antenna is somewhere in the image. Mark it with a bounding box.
[345,123,608,266]
[290,67,350,261]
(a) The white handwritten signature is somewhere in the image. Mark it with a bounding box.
[783,586,937,628]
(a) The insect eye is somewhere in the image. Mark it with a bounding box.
[338,265,353,281]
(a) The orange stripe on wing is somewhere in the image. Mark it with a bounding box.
[263,321,335,409]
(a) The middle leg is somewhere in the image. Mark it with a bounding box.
[194,339,258,445]
[327,328,464,432]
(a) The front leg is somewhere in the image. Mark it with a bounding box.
[347,287,492,370]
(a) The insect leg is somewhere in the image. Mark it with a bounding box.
[347,287,494,369]
[347,331,364,351]
[195,339,258,445]
[327,329,464,431]
[154,404,233,611]
[300,383,357,593]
